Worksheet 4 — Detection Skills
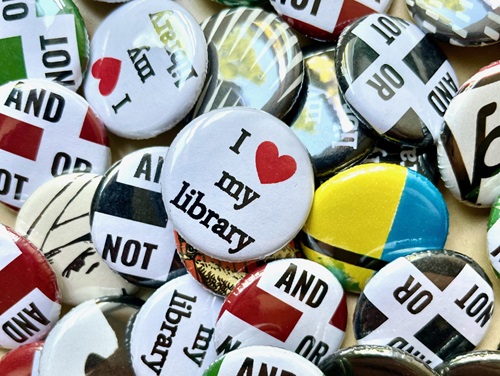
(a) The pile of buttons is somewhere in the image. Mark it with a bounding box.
[0,0,499,374]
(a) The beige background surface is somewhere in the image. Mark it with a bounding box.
[1,0,500,362]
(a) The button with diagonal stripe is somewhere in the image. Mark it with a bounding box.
[437,60,500,207]
[214,258,347,366]
[190,7,304,120]
[354,250,494,369]
[91,147,185,287]
[336,14,459,147]
[0,79,111,210]
[301,163,449,293]
[0,0,89,91]
[0,224,61,349]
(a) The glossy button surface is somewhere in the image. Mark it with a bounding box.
[215,259,347,365]
[290,45,375,179]
[176,232,302,296]
[129,274,224,375]
[191,7,304,120]
[83,0,208,139]
[0,0,89,91]
[202,346,325,375]
[162,107,314,262]
[91,147,185,287]
[0,341,43,376]
[270,0,393,41]
[0,79,111,210]
[319,345,438,375]
[407,0,500,46]
[437,61,500,207]
[15,173,138,306]
[336,14,459,147]
[354,250,494,369]
[0,225,61,349]
[436,350,500,375]
[487,194,500,278]
[38,296,143,375]
[301,163,449,293]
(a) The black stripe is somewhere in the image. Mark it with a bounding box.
[93,179,167,228]
[301,233,389,271]
[403,35,446,84]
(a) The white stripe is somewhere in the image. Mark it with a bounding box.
[203,8,230,44]
[240,13,277,62]
[216,7,247,52]
[487,11,500,25]
[423,20,438,33]
[278,75,304,103]
[229,8,263,56]
[484,26,500,40]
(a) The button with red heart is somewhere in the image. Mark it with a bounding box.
[83,0,208,139]
[161,107,315,262]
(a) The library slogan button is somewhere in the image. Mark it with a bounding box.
[162,107,315,262]
[487,195,500,278]
[336,14,458,147]
[437,61,500,207]
[175,232,302,297]
[215,259,347,365]
[0,79,111,210]
[290,45,375,180]
[270,0,393,41]
[38,296,143,375]
[0,0,89,91]
[301,163,449,293]
[0,224,61,349]
[91,147,185,287]
[83,0,207,139]
[354,250,494,369]
[406,0,500,46]
[202,346,325,375]
[15,173,138,306]
[129,274,224,375]
[192,7,304,120]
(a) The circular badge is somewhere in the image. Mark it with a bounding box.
[487,194,500,278]
[301,163,449,293]
[269,0,393,41]
[407,0,500,46]
[319,345,438,375]
[176,232,303,296]
[191,7,304,120]
[202,345,325,375]
[354,250,495,369]
[436,350,500,375]
[0,224,61,349]
[83,0,208,139]
[91,147,185,287]
[129,274,224,375]
[336,14,459,147]
[215,259,347,366]
[290,45,375,180]
[38,296,143,375]
[0,341,43,376]
[15,173,138,306]
[0,79,111,210]
[162,107,315,262]
[0,0,89,91]
[437,61,500,207]
[361,141,440,185]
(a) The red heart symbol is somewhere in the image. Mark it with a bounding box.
[256,141,297,184]
[91,57,121,96]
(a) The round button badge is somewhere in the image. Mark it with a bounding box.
[162,107,315,262]
[336,14,459,147]
[0,79,111,210]
[0,224,61,349]
[91,147,185,287]
[436,350,500,375]
[487,194,500,278]
[15,173,138,306]
[0,0,89,91]
[83,0,208,139]
[354,250,494,369]
[0,341,43,376]
[215,259,347,366]
[302,163,449,293]
[437,61,500,207]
